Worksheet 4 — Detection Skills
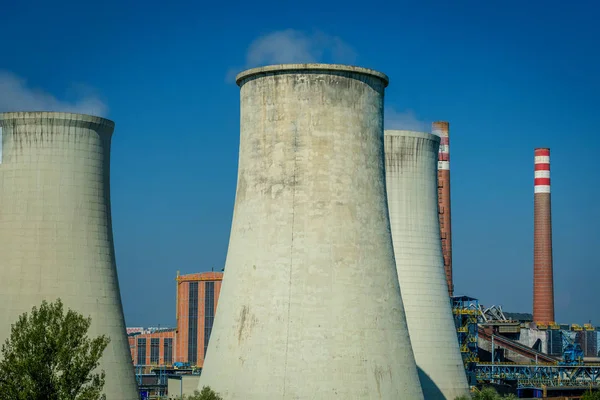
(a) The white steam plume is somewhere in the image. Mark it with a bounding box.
[385,108,431,134]
[226,29,357,82]
[0,71,108,117]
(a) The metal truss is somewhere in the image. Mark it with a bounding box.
[475,363,600,388]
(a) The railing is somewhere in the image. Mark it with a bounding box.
[474,363,600,388]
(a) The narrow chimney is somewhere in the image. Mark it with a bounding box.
[533,148,555,324]
[433,121,453,297]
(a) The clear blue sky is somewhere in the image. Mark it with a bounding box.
[1,0,598,327]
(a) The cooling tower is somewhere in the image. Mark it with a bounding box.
[384,130,469,400]
[0,112,138,399]
[432,121,453,297]
[533,148,555,324]
[198,64,424,399]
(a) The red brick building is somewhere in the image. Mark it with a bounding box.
[128,329,176,366]
[175,272,223,367]
[128,271,223,367]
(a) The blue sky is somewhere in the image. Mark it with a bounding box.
[1,0,598,327]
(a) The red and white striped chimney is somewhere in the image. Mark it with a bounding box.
[433,121,453,297]
[533,148,555,324]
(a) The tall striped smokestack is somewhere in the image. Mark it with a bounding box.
[433,121,453,297]
[533,148,555,324]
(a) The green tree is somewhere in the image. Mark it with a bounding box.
[467,387,518,400]
[582,389,600,400]
[472,387,499,400]
[0,298,110,400]
[184,386,223,400]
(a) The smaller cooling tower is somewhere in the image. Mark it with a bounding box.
[0,112,138,399]
[385,130,469,400]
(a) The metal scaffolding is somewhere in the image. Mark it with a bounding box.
[452,295,480,384]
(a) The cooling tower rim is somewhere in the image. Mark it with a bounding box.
[236,64,389,87]
[384,129,440,142]
[0,111,114,129]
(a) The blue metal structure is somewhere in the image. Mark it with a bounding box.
[560,331,585,366]
[452,296,480,385]
[134,365,169,398]
[173,361,191,369]
[474,362,600,389]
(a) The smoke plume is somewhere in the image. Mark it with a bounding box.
[0,71,108,117]
[226,29,357,82]
[385,108,431,134]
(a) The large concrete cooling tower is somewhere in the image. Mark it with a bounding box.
[384,130,469,400]
[198,64,424,399]
[0,112,138,399]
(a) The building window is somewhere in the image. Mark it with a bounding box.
[188,282,199,364]
[204,281,215,358]
[150,338,160,364]
[164,338,173,364]
[137,338,146,365]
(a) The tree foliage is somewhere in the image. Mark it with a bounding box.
[582,389,600,400]
[184,386,223,400]
[0,298,110,400]
[455,387,518,400]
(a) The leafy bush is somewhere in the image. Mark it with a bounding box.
[456,387,518,400]
[185,386,223,400]
[582,389,600,400]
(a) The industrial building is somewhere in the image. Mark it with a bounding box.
[127,272,222,398]
[384,130,469,399]
[444,146,600,398]
[199,64,425,399]
[129,328,176,366]
[0,112,139,399]
[175,271,222,367]
[128,271,223,368]
[453,298,600,397]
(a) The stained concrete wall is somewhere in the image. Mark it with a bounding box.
[0,112,138,399]
[168,375,201,399]
[518,327,548,354]
[384,130,469,400]
[199,64,424,399]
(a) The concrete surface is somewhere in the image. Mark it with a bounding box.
[168,375,201,399]
[385,130,470,400]
[0,112,139,399]
[199,64,424,399]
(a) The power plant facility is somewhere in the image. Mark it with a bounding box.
[384,130,469,400]
[0,112,139,399]
[1,66,598,400]
[175,271,222,367]
[199,64,425,399]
